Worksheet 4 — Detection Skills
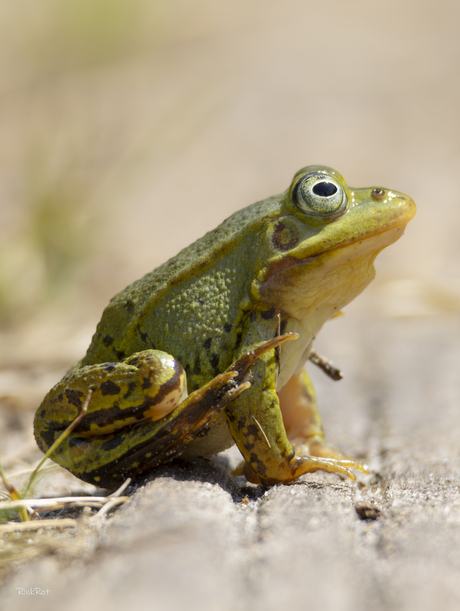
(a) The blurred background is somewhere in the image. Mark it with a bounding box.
[0,0,459,485]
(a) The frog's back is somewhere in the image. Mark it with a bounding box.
[80,197,281,383]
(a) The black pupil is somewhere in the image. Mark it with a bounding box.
[312,181,337,197]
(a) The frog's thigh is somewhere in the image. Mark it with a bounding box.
[34,350,240,488]
[35,349,187,442]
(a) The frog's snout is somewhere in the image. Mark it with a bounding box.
[395,193,417,222]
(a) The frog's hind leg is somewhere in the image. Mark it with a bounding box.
[67,368,246,488]
[35,335,295,489]
[35,354,247,489]
[278,368,368,474]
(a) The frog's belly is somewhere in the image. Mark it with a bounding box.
[276,307,338,391]
[181,412,235,458]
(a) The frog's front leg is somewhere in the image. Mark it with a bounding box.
[226,339,367,485]
[278,368,368,470]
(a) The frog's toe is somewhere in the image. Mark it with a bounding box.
[304,456,357,481]
[293,435,369,475]
[233,453,364,485]
[284,453,364,482]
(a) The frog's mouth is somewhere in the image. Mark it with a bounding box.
[318,221,409,261]
[258,218,413,327]
[266,221,410,280]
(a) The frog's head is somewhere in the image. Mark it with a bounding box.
[254,165,416,326]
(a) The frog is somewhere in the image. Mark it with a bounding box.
[34,165,416,489]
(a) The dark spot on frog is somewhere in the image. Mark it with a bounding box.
[101,435,125,452]
[101,380,121,396]
[203,337,212,350]
[196,297,204,306]
[126,355,139,367]
[115,349,126,360]
[195,427,210,439]
[226,411,236,423]
[236,331,243,347]
[65,389,84,408]
[249,452,267,478]
[67,436,93,453]
[75,390,174,433]
[193,354,201,375]
[210,353,220,372]
[78,403,120,429]
[272,221,299,251]
[142,377,151,390]
[261,308,276,320]
[224,323,232,333]
[37,428,59,451]
[123,381,137,400]
[123,300,135,312]
[246,423,261,438]
[102,363,117,373]
[134,324,153,346]
[103,334,114,347]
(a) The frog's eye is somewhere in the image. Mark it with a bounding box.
[295,173,347,217]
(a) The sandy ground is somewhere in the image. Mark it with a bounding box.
[1,1,460,609]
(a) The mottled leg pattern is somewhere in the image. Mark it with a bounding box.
[35,336,294,489]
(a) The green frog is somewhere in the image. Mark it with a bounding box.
[34,165,416,489]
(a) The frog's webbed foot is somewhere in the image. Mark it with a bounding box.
[274,368,368,482]
[291,436,369,476]
[288,454,366,481]
[233,448,367,485]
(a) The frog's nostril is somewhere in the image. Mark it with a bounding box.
[371,188,385,201]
